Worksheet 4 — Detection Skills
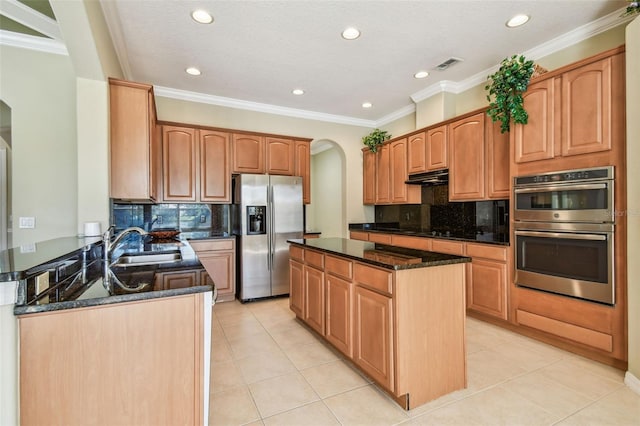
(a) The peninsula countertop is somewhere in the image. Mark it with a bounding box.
[287,237,470,270]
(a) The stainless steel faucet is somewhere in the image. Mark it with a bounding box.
[102,226,148,261]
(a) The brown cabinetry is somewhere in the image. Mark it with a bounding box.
[375,144,392,204]
[295,140,311,204]
[232,133,265,174]
[485,116,510,199]
[154,271,198,290]
[426,125,448,171]
[367,139,420,205]
[449,112,485,201]
[190,238,236,302]
[465,243,508,320]
[266,137,295,175]
[304,264,325,335]
[289,258,304,317]
[390,138,420,203]
[162,125,231,203]
[109,78,160,201]
[325,255,354,357]
[407,132,426,174]
[363,148,376,205]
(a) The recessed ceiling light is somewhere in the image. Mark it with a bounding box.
[191,10,214,24]
[185,67,201,76]
[414,71,429,79]
[292,89,305,95]
[342,27,361,40]
[362,102,372,109]
[506,14,530,28]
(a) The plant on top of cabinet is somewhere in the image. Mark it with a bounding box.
[485,55,535,133]
[362,128,391,153]
[621,1,640,16]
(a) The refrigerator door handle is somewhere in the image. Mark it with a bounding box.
[269,183,275,267]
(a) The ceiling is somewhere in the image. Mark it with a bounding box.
[0,1,631,127]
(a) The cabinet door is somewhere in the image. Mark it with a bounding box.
[449,113,485,201]
[163,125,197,201]
[407,132,426,174]
[467,258,507,320]
[561,57,613,156]
[109,79,156,201]
[485,115,510,199]
[304,265,325,335]
[362,149,376,205]
[350,231,369,241]
[375,144,391,204]
[266,137,295,175]
[513,78,556,163]
[232,134,265,174]
[289,259,304,317]
[354,286,394,391]
[326,274,352,357]
[295,140,311,204]
[198,251,235,301]
[155,271,198,290]
[426,125,448,170]
[391,138,420,204]
[200,130,231,203]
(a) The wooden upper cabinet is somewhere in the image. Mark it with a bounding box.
[200,130,231,203]
[232,133,265,174]
[294,140,311,204]
[163,125,197,202]
[375,144,391,204]
[512,77,557,163]
[363,148,376,205]
[266,137,295,175]
[561,56,614,157]
[426,125,448,170]
[407,132,426,174]
[485,115,510,199]
[109,78,159,201]
[449,113,485,201]
[390,138,420,204]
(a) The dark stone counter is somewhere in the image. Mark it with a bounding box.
[288,237,470,271]
[348,223,509,246]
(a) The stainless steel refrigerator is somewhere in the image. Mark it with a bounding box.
[232,174,303,302]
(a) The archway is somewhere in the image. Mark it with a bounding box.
[307,139,347,237]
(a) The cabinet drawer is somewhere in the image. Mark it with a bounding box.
[326,255,353,280]
[350,231,369,241]
[290,245,304,262]
[189,239,234,252]
[431,239,465,256]
[305,249,325,269]
[466,243,507,261]
[368,233,392,244]
[354,263,392,295]
[391,235,432,251]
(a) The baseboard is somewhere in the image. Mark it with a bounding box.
[625,371,640,395]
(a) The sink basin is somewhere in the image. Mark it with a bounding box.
[111,251,182,267]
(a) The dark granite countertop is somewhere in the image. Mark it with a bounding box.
[11,234,221,315]
[288,238,470,271]
[348,223,509,246]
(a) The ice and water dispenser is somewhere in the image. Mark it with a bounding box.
[247,206,266,234]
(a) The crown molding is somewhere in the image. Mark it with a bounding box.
[409,7,631,106]
[375,103,416,127]
[0,0,61,40]
[0,30,67,55]
[154,85,377,128]
[99,0,132,80]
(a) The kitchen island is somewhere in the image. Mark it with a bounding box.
[288,237,470,409]
[6,235,221,426]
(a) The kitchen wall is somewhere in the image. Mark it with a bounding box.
[309,145,345,237]
[0,45,78,247]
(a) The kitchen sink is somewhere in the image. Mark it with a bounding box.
[111,251,182,267]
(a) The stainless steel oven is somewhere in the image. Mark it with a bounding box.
[514,166,613,223]
[513,166,615,305]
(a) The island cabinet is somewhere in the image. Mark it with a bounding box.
[512,47,624,165]
[109,78,160,202]
[162,125,231,203]
[190,238,236,302]
[288,241,467,409]
[19,293,208,425]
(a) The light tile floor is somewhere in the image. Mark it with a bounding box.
[209,298,640,426]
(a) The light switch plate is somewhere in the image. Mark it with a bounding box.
[19,217,35,228]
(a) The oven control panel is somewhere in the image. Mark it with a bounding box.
[514,166,613,186]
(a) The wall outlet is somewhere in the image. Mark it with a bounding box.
[19,217,35,229]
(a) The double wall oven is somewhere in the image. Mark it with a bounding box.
[513,166,615,305]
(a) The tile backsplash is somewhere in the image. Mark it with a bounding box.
[112,203,230,234]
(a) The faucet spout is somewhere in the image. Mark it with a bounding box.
[103,226,148,262]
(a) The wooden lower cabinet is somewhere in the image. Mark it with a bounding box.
[349,230,369,241]
[354,285,394,390]
[288,244,467,409]
[467,258,507,320]
[19,293,208,425]
[155,270,199,290]
[190,238,236,302]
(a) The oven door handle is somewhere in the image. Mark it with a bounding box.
[515,230,607,241]
[514,183,608,194]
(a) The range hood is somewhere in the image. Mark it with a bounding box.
[405,169,449,185]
